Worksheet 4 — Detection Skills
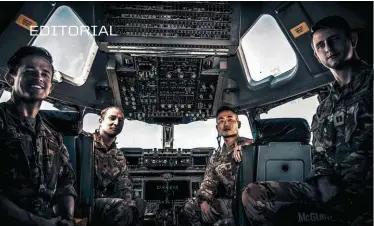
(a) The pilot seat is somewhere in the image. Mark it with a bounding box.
[235,118,341,226]
[40,110,94,226]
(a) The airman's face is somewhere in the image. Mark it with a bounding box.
[7,55,53,101]
[100,108,125,137]
[216,110,240,138]
[313,28,355,69]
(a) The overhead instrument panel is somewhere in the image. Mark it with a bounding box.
[114,56,223,124]
[95,1,241,56]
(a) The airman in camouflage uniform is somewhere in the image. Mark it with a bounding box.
[241,16,373,225]
[184,106,253,226]
[0,46,77,226]
[86,106,145,226]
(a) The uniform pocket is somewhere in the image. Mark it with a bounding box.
[312,111,334,152]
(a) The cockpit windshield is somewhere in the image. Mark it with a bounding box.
[83,114,252,149]
[83,113,163,149]
[174,115,253,149]
[0,91,253,150]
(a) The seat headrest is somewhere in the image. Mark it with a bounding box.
[39,110,83,136]
[254,118,310,144]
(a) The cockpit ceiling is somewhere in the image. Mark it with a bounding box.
[96,2,241,125]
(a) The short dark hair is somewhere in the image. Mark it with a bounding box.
[7,46,54,76]
[100,106,124,119]
[216,105,237,118]
[310,15,352,49]
[311,15,351,37]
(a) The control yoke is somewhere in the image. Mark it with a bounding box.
[163,124,174,149]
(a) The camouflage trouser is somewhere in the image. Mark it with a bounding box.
[241,181,320,226]
[350,213,373,226]
[183,197,233,226]
[91,196,146,226]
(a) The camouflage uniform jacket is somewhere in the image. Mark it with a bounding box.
[0,100,77,216]
[307,61,373,203]
[89,130,135,205]
[196,136,252,204]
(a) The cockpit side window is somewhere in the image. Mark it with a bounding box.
[239,14,298,85]
[0,90,59,110]
[30,5,98,86]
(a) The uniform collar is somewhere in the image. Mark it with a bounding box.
[5,99,50,136]
[330,60,371,99]
[93,129,117,151]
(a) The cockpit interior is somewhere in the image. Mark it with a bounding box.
[0,1,372,226]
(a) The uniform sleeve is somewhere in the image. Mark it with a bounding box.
[339,69,373,196]
[113,150,135,201]
[339,96,373,196]
[54,143,78,200]
[196,154,219,204]
[305,113,334,181]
